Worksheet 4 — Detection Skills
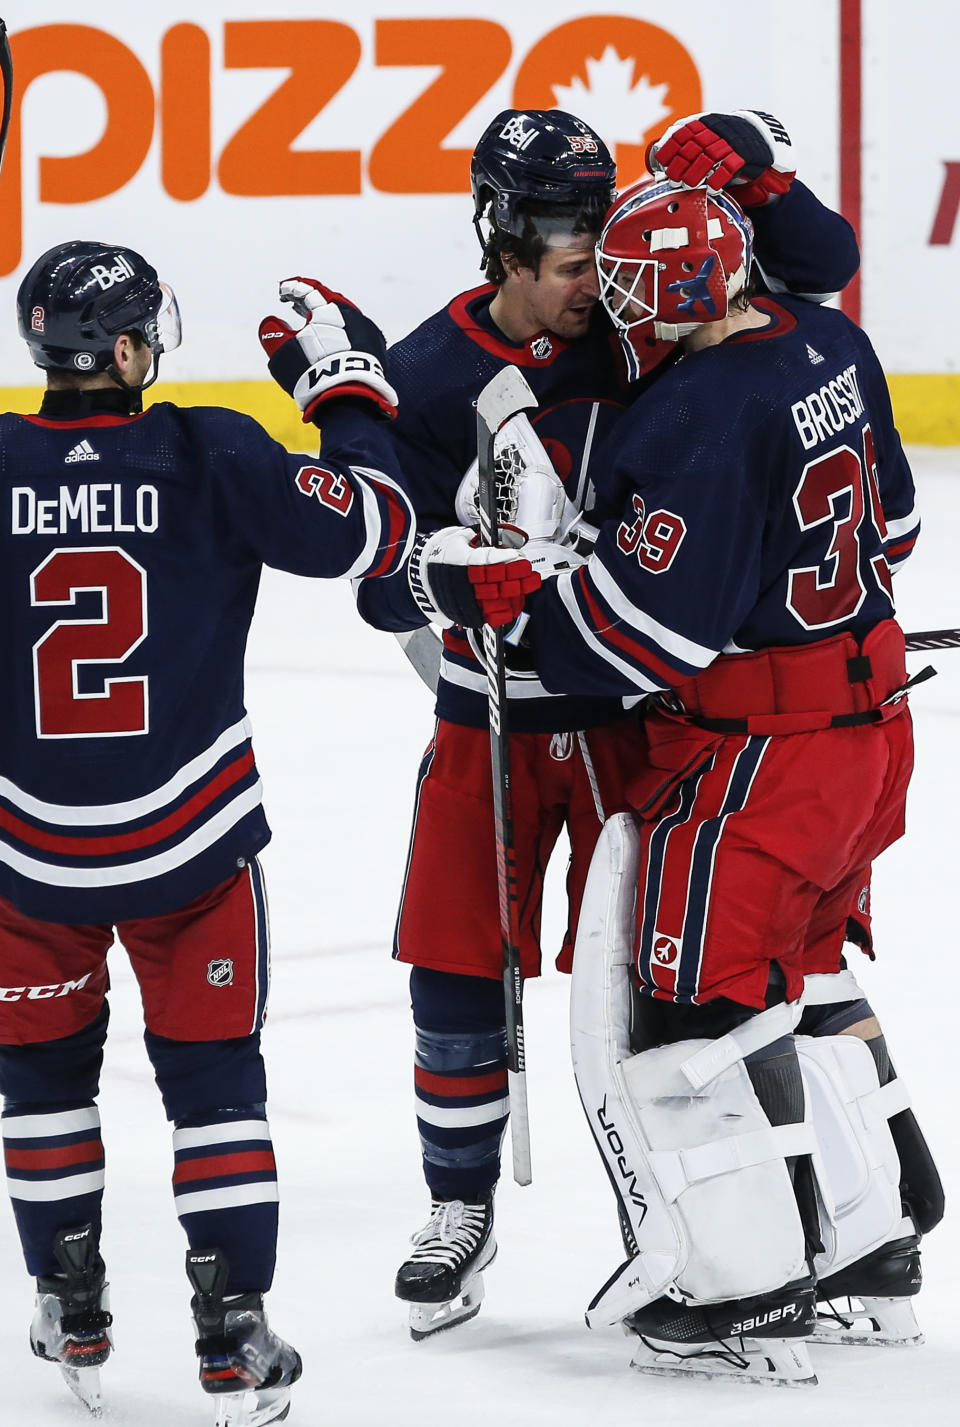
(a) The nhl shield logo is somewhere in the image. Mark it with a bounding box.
[530,335,553,360]
[207,959,234,988]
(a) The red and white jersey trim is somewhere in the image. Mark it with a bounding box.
[0,782,263,888]
[0,716,253,825]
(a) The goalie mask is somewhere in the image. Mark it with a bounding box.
[17,240,182,392]
[471,109,616,266]
[597,179,754,377]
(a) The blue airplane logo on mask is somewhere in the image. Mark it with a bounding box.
[666,254,717,316]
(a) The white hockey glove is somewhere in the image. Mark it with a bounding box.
[454,413,578,543]
[259,277,399,423]
[648,109,796,207]
[407,526,540,630]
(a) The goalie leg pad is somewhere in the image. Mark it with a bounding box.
[570,814,812,1327]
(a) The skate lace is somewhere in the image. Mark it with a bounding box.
[408,1199,487,1267]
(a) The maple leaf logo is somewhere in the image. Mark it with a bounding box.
[551,46,672,146]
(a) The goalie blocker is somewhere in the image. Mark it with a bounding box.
[570,814,943,1383]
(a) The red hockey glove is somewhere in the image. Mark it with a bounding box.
[259,277,398,423]
[648,110,796,207]
[408,527,541,629]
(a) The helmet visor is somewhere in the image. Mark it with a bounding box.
[148,282,181,354]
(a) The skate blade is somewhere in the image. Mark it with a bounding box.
[404,1241,497,1341]
[813,1296,924,1348]
[59,1363,103,1416]
[630,1337,818,1389]
[408,1266,489,1342]
[214,1387,292,1427]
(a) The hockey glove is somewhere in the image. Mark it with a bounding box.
[454,413,577,543]
[408,526,541,629]
[648,110,795,207]
[259,277,398,423]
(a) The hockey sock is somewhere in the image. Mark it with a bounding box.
[172,1108,279,1294]
[2,1102,105,1277]
[144,1031,278,1293]
[410,968,508,1201]
[0,1007,108,1277]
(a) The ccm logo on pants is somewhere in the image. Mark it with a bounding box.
[0,974,92,1002]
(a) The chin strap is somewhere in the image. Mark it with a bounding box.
[105,350,165,412]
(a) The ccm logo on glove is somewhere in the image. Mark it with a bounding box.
[259,276,398,423]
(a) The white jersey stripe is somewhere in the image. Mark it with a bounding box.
[557,571,661,693]
[0,716,252,826]
[7,1170,105,1202]
[884,509,919,542]
[0,781,263,887]
[589,557,717,669]
[341,466,415,580]
[439,656,561,701]
[174,1182,280,1215]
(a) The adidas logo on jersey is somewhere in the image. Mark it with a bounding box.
[806,344,825,365]
[64,440,99,463]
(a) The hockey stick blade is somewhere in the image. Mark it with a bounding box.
[476,365,537,437]
[394,626,442,692]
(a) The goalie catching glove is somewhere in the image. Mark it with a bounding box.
[408,527,540,629]
[259,277,398,423]
[648,109,796,207]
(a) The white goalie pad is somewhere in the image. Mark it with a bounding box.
[798,973,910,1278]
[570,814,812,1328]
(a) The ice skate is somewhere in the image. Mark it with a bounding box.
[187,1250,302,1427]
[395,1196,496,1340]
[814,1218,924,1347]
[625,1276,818,1389]
[29,1224,113,1417]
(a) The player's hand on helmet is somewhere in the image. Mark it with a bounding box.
[648,110,796,207]
[408,526,541,629]
[259,277,398,424]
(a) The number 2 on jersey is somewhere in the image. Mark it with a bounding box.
[31,547,149,739]
[787,424,893,631]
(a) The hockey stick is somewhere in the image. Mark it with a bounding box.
[476,366,538,1187]
[0,19,12,175]
[904,628,960,651]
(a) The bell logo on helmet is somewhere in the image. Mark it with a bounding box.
[499,114,539,151]
[90,254,135,292]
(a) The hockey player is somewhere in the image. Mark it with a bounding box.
[0,242,431,1425]
[348,107,863,1339]
[496,178,943,1383]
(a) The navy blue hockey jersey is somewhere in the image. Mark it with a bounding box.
[0,394,413,924]
[527,296,918,698]
[356,181,861,732]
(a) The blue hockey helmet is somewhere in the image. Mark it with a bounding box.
[471,109,617,263]
[17,240,181,387]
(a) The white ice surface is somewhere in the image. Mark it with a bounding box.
[1,448,958,1425]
